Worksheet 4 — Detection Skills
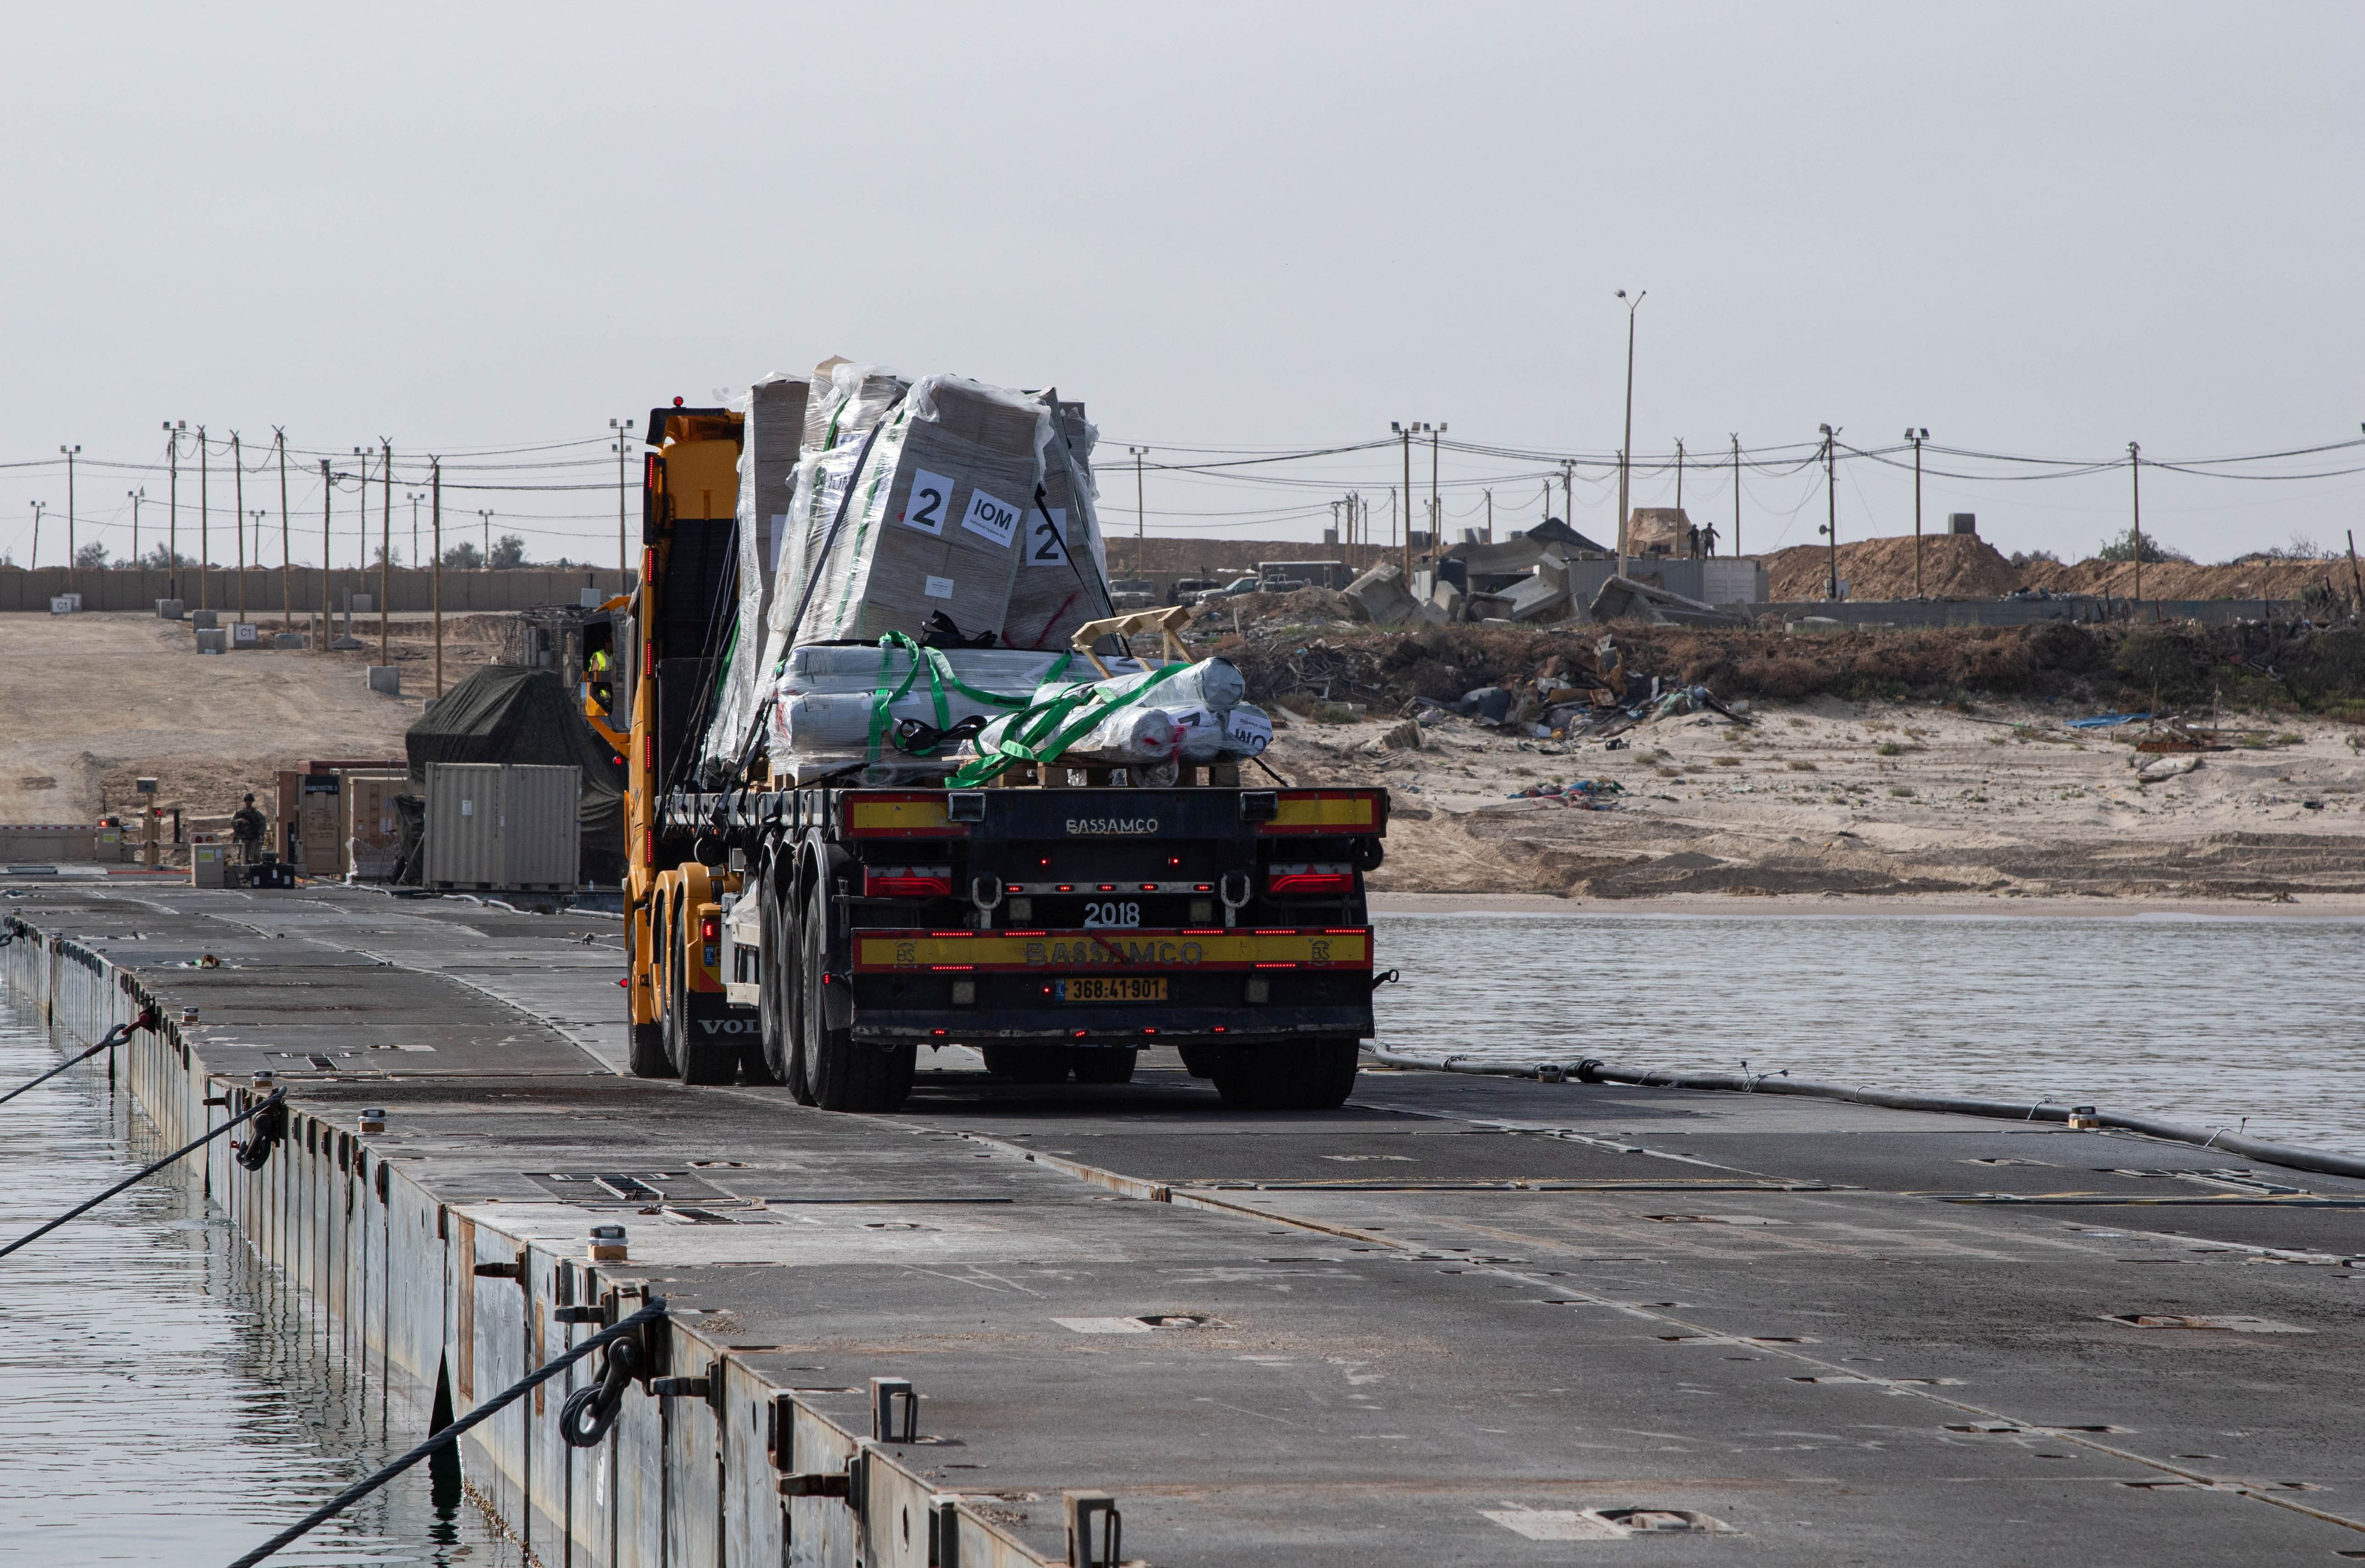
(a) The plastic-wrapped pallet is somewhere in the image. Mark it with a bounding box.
[699,374,809,775]
[770,373,1046,648]
[760,645,1138,783]
[1001,394,1116,651]
[802,358,910,457]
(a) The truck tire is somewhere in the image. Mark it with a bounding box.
[982,1046,1073,1084]
[1071,1047,1138,1085]
[743,875,786,1086]
[802,880,913,1112]
[1211,1039,1360,1111]
[668,904,738,1086]
[625,906,670,1078]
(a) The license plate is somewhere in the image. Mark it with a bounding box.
[1055,976,1167,1002]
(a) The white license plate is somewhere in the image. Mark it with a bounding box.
[1082,900,1142,928]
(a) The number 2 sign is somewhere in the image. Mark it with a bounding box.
[1028,507,1069,567]
[901,470,955,535]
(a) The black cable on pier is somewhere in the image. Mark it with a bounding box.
[224,1300,666,1568]
[0,1089,285,1261]
[0,1009,160,1108]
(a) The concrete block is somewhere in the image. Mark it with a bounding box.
[191,608,219,629]
[194,628,229,653]
[273,633,306,649]
[368,665,402,697]
[232,622,259,647]
[156,598,185,619]
[1343,563,1423,625]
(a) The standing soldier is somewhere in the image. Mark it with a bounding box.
[231,793,267,865]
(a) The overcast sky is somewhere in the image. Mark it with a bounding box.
[4,2,2359,571]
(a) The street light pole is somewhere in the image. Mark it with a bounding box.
[1615,289,1645,561]
[1429,424,1447,557]
[129,489,144,572]
[231,431,245,623]
[480,509,493,569]
[163,421,184,599]
[197,426,210,611]
[275,429,291,629]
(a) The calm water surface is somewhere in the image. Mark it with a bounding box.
[1373,911,2365,1155]
[0,994,516,1568]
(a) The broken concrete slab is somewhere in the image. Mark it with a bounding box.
[1344,562,1424,624]
[1588,574,1751,628]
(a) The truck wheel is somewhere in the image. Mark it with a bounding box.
[1213,1040,1360,1111]
[981,1046,1073,1084]
[625,906,670,1078]
[1071,1047,1138,1085]
[801,880,913,1112]
[628,1021,670,1078]
[743,878,786,1087]
[667,905,738,1086]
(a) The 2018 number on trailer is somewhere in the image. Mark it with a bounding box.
[614,400,1388,1113]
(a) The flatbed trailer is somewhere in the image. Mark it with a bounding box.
[616,399,1389,1112]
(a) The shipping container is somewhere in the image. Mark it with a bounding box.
[423,762,580,890]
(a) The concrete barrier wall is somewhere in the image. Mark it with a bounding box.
[0,566,636,615]
[0,913,1050,1568]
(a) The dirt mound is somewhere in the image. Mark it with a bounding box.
[1761,533,2025,602]
[2021,555,2359,603]
[1218,586,1362,627]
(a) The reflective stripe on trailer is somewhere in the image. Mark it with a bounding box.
[852,928,1371,972]
[1261,791,1382,834]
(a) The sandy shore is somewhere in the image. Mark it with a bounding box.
[1272,688,2365,901]
[1371,890,2365,917]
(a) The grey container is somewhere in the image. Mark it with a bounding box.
[423,762,580,890]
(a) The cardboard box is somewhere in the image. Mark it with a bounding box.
[276,769,346,875]
[1003,396,1115,651]
[783,375,1040,646]
[342,771,411,881]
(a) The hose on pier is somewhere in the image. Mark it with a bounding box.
[0,1089,286,1261]
[225,1299,667,1568]
[1370,1048,2365,1185]
[0,1009,161,1108]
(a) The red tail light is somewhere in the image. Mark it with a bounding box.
[864,865,954,898]
[1268,863,1355,895]
[700,916,719,942]
[640,828,654,866]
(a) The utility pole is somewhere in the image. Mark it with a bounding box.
[27,502,43,570]
[197,425,210,610]
[1485,488,1493,544]
[232,431,246,622]
[1429,424,1447,558]
[1131,445,1154,580]
[407,490,424,576]
[60,445,80,591]
[163,421,184,599]
[380,438,392,664]
[2128,441,2143,607]
[480,509,493,569]
[352,447,369,626]
[1818,424,1841,600]
[432,459,444,697]
[1673,437,1685,552]
[1329,499,1341,550]
[1615,288,1646,560]
[1390,422,1425,580]
[1730,433,1741,559]
[1559,462,1574,542]
[1905,427,1929,597]
[610,416,635,586]
[275,430,291,628]
[129,489,143,571]
[319,460,333,650]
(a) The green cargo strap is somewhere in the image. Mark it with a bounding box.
[860,636,1078,760]
[945,660,1192,787]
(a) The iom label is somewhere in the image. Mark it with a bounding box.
[901,470,955,535]
[923,575,956,600]
[1028,506,1069,566]
[960,487,1021,548]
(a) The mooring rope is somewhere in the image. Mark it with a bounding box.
[224,1299,666,1568]
[0,1089,286,1261]
[0,1009,159,1108]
